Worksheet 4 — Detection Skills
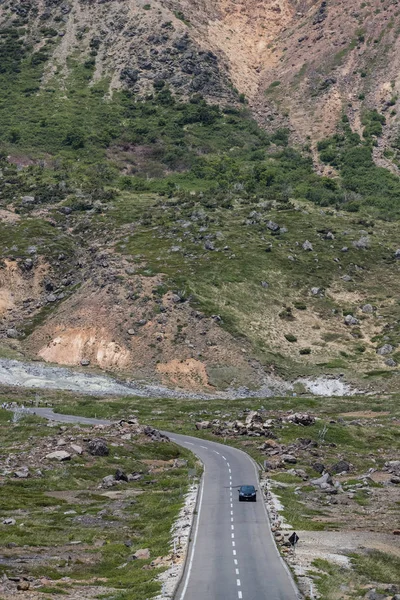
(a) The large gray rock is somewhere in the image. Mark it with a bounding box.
[377,344,393,356]
[267,220,280,232]
[6,329,19,339]
[302,240,313,251]
[195,421,211,430]
[344,314,359,326]
[330,460,350,474]
[14,467,29,478]
[361,304,373,314]
[87,439,109,456]
[287,413,315,426]
[311,472,333,488]
[394,249,400,259]
[46,450,71,461]
[102,475,115,488]
[353,236,370,249]
[132,548,150,560]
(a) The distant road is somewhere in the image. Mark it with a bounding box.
[22,408,299,599]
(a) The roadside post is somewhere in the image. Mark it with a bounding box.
[288,531,299,553]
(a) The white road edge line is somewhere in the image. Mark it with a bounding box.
[178,468,205,600]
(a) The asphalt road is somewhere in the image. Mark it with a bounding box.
[170,432,299,600]
[20,408,299,599]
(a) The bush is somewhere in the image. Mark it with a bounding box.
[299,348,311,355]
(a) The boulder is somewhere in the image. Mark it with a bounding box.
[14,467,29,479]
[88,439,109,456]
[6,329,19,339]
[2,518,16,525]
[71,444,83,455]
[102,475,115,488]
[46,451,71,461]
[385,358,397,367]
[282,454,297,464]
[17,582,30,591]
[353,236,370,249]
[115,469,128,482]
[377,344,393,356]
[344,314,359,326]
[287,413,315,426]
[330,460,350,474]
[361,304,373,314]
[302,240,313,251]
[132,548,150,560]
[394,249,400,259]
[311,472,333,488]
[267,220,280,232]
[312,462,325,474]
[80,359,90,366]
[195,421,211,430]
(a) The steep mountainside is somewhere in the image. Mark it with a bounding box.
[1,0,400,392]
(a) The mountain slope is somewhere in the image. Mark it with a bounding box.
[1,0,400,392]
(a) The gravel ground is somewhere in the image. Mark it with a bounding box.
[0,359,357,399]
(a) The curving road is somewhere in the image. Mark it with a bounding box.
[169,432,299,600]
[21,408,299,599]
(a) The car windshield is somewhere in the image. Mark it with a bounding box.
[241,486,255,493]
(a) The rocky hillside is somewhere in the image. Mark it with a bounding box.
[1,0,400,392]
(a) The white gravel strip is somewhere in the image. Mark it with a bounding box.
[154,482,199,599]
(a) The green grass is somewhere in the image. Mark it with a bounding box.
[0,410,198,598]
[351,550,400,583]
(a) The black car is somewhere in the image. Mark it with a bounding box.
[238,485,257,502]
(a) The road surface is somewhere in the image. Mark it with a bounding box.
[21,408,299,599]
[170,432,299,600]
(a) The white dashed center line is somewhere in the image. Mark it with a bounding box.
[200,445,208,449]
[222,456,227,461]
[236,568,240,575]
[237,579,241,587]
[238,592,243,599]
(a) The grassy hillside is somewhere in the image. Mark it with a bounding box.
[1,10,400,387]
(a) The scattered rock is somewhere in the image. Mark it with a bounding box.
[330,460,350,474]
[385,358,397,367]
[132,548,150,560]
[361,304,373,314]
[302,240,313,251]
[267,220,280,232]
[377,344,393,356]
[102,474,115,488]
[390,476,400,484]
[287,413,315,426]
[13,467,29,479]
[282,454,297,464]
[394,249,400,259]
[344,314,359,326]
[17,582,30,591]
[195,421,211,430]
[71,444,83,455]
[115,469,128,482]
[80,359,90,366]
[45,450,71,461]
[312,462,325,474]
[353,236,370,249]
[2,518,16,526]
[87,439,109,456]
[6,329,19,339]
